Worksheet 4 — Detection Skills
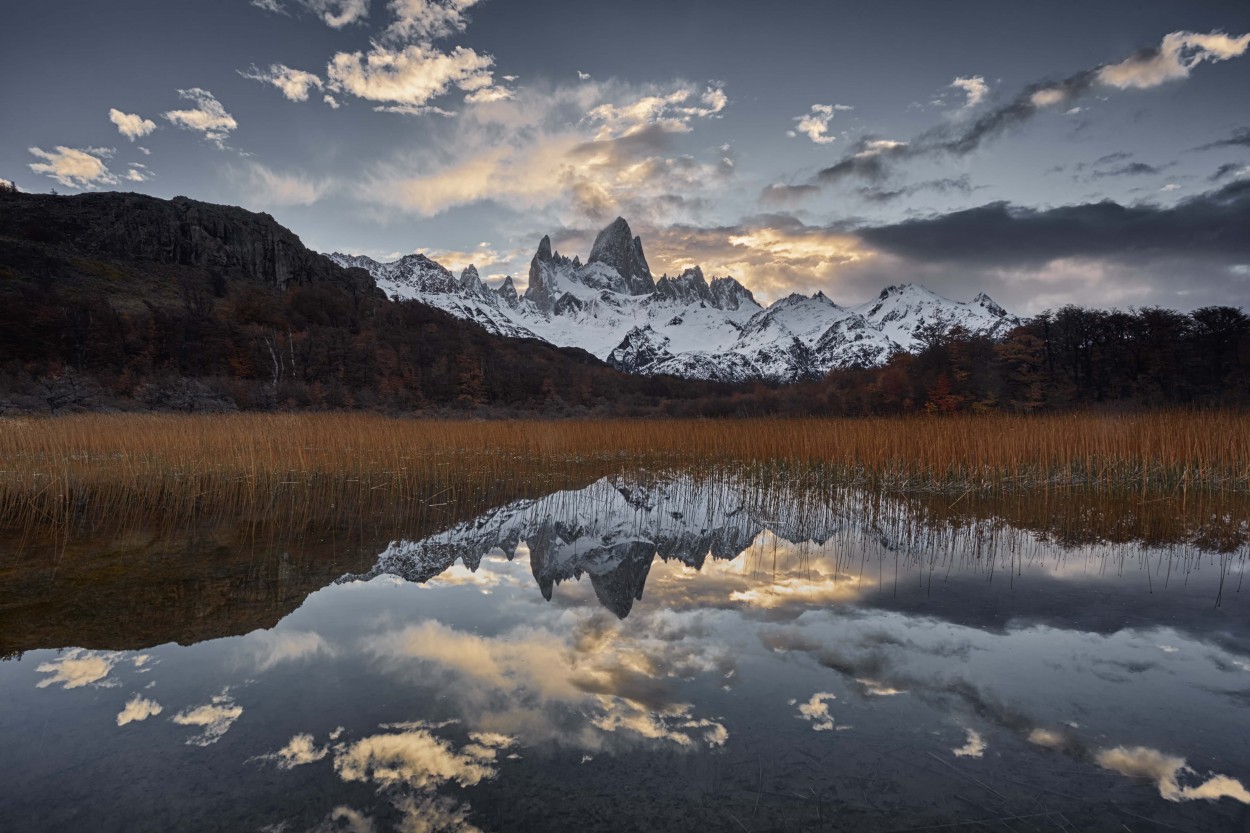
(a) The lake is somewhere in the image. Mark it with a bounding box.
[1,471,1247,832]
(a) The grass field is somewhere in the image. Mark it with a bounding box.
[1,411,1247,533]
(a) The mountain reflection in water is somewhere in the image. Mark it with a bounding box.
[0,471,1247,833]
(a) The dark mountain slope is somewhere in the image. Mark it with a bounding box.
[0,190,729,414]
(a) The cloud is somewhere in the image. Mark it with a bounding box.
[116,695,163,726]
[172,692,243,746]
[326,42,496,110]
[360,79,733,224]
[368,610,729,752]
[108,108,156,141]
[1095,746,1250,803]
[586,84,727,139]
[245,628,335,669]
[261,733,330,769]
[1098,31,1250,89]
[36,649,118,688]
[794,691,839,731]
[240,162,334,207]
[302,0,370,28]
[334,727,501,789]
[857,180,1250,266]
[1196,126,1250,151]
[384,0,482,42]
[790,104,849,145]
[241,64,324,102]
[759,183,822,207]
[1211,162,1250,182]
[162,88,238,148]
[251,0,288,12]
[1088,161,1167,179]
[952,728,986,758]
[28,146,118,189]
[855,174,977,203]
[811,31,1248,188]
[950,76,988,109]
[125,163,153,183]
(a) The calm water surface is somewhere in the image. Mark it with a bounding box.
[1,473,1248,832]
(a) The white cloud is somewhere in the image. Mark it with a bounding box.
[108,108,156,141]
[1030,86,1070,108]
[36,649,119,688]
[578,70,591,81]
[28,146,118,189]
[586,84,727,139]
[1096,746,1250,804]
[241,64,324,102]
[791,104,839,144]
[251,0,288,12]
[334,727,500,789]
[125,163,152,183]
[326,42,496,110]
[137,146,151,155]
[262,733,329,769]
[302,0,370,28]
[384,0,482,41]
[324,94,341,109]
[162,88,238,148]
[794,691,838,731]
[1098,31,1250,89]
[950,75,988,109]
[116,695,163,726]
[172,693,243,746]
[952,728,986,758]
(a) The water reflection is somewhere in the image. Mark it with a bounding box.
[0,471,1248,832]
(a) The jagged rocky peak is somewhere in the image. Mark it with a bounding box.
[526,235,558,311]
[655,265,713,305]
[973,291,1007,317]
[458,265,483,293]
[588,217,655,295]
[496,275,518,304]
[709,276,757,311]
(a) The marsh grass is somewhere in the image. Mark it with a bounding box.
[1,411,1248,535]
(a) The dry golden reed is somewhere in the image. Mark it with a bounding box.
[1,411,1247,532]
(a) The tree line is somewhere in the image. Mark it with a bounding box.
[0,264,1246,415]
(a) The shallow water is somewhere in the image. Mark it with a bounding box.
[1,473,1248,832]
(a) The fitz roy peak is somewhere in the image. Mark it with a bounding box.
[327,217,1018,383]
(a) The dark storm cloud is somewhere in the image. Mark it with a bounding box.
[858,179,1250,266]
[1195,126,1250,150]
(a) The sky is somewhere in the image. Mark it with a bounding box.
[3,0,1249,313]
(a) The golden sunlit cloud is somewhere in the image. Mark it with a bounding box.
[36,649,119,689]
[172,692,243,746]
[952,728,987,758]
[116,695,163,726]
[1095,745,1250,804]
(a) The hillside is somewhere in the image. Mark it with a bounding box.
[0,191,729,414]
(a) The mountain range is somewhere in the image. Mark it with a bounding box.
[330,217,1018,383]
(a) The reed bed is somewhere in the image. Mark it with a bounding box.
[1,411,1247,533]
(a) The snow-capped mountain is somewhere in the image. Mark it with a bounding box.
[339,473,852,618]
[327,217,1018,383]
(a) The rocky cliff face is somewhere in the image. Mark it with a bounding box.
[0,190,379,298]
[587,216,655,295]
